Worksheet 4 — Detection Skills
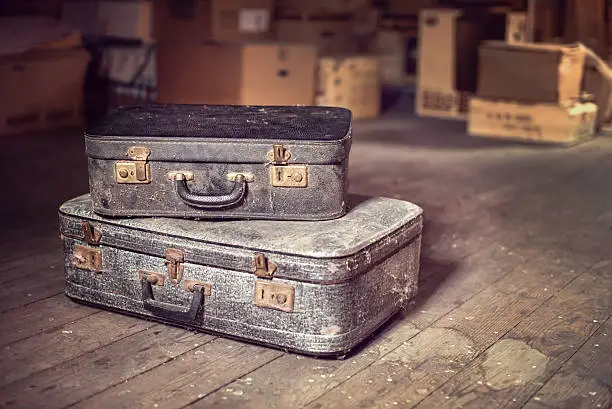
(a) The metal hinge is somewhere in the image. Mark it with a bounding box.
[81,221,102,245]
[165,248,185,284]
[267,144,308,188]
[115,146,152,184]
[253,253,277,279]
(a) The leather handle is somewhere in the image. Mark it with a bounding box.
[171,173,247,209]
[141,277,204,322]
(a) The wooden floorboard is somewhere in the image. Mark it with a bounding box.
[0,326,214,409]
[411,261,612,409]
[1,114,611,409]
[0,311,153,387]
[521,319,612,409]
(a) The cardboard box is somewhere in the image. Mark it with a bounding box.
[469,97,597,145]
[371,30,417,86]
[275,18,357,55]
[417,88,471,120]
[0,48,89,135]
[315,55,380,120]
[276,0,370,15]
[477,41,585,106]
[387,0,438,15]
[157,42,317,106]
[506,12,527,44]
[415,8,498,120]
[583,53,612,127]
[62,0,153,42]
[154,0,273,43]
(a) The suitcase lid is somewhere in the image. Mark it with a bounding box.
[84,104,352,164]
[59,194,422,283]
[85,104,352,141]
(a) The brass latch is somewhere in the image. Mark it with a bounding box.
[139,270,165,286]
[270,144,291,165]
[267,144,308,188]
[254,281,295,312]
[81,221,102,245]
[73,244,103,273]
[253,253,277,279]
[165,248,185,284]
[115,146,152,184]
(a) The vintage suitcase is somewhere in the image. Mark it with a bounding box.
[85,104,352,220]
[60,193,423,356]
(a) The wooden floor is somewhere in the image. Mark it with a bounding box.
[1,104,611,409]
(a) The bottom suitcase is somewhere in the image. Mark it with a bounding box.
[59,194,423,357]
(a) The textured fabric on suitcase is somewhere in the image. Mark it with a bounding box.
[85,104,352,220]
[60,194,423,356]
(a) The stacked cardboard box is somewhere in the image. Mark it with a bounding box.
[368,1,433,87]
[415,7,510,120]
[273,0,383,118]
[155,0,317,106]
[274,0,370,55]
[0,17,90,135]
[315,55,380,119]
[469,41,597,145]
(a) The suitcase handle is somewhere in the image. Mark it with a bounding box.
[172,173,247,209]
[141,278,204,322]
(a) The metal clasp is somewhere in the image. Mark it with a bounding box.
[254,281,295,312]
[253,253,277,279]
[270,144,291,165]
[115,146,152,184]
[267,144,308,188]
[165,248,185,284]
[73,244,103,273]
[81,221,102,245]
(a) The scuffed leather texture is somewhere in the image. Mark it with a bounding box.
[85,104,352,220]
[59,194,423,356]
[89,159,348,220]
[86,104,352,141]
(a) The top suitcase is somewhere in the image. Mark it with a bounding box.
[85,104,352,220]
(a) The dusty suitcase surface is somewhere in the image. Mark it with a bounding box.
[59,194,423,356]
[85,104,352,220]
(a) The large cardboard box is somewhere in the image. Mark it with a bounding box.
[415,8,484,120]
[315,55,380,120]
[0,48,89,135]
[157,42,317,106]
[469,97,597,145]
[276,18,357,55]
[276,0,370,15]
[477,41,585,105]
[154,0,273,43]
[62,0,152,43]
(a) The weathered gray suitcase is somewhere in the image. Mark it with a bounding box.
[85,104,352,220]
[59,194,423,356]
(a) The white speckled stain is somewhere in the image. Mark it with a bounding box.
[481,339,548,390]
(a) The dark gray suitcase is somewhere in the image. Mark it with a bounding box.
[85,104,352,220]
[60,194,423,356]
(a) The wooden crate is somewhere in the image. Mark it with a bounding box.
[315,55,381,120]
